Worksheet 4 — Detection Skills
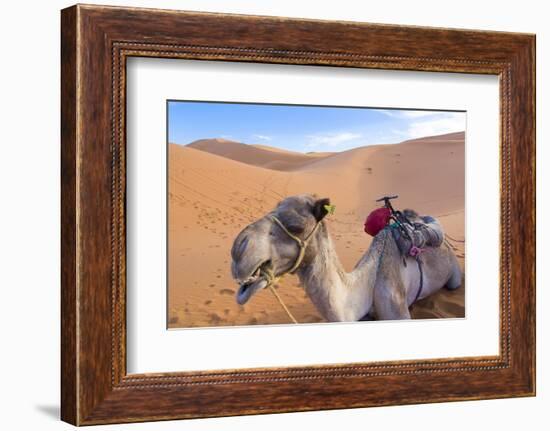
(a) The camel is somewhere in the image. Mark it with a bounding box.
[230,194,462,321]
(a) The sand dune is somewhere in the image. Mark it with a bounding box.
[252,144,335,158]
[169,132,465,328]
[401,131,465,144]
[187,138,329,171]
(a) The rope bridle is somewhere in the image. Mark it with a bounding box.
[261,215,322,324]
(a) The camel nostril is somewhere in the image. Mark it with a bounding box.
[238,237,249,258]
[231,235,249,261]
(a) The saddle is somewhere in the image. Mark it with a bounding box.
[390,209,444,258]
[366,196,446,305]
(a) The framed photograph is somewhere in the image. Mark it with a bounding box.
[165,101,467,329]
[61,4,535,425]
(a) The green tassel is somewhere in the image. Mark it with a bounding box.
[324,204,336,215]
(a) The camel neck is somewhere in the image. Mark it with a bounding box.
[296,223,383,321]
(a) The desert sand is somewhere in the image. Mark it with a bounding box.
[168,132,465,328]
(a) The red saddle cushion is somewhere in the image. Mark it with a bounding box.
[364,207,391,237]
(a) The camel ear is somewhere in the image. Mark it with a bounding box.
[312,198,331,222]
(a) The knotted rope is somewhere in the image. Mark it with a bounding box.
[261,215,322,324]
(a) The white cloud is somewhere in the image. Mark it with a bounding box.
[291,110,465,153]
[373,109,398,117]
[375,108,460,119]
[374,109,465,140]
[306,132,362,150]
[253,134,272,141]
[400,111,445,118]
[405,112,465,139]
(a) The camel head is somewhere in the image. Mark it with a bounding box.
[231,194,331,305]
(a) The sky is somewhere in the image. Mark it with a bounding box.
[168,101,465,153]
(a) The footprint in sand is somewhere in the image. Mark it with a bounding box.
[305,314,323,323]
[440,300,465,317]
[209,313,223,325]
[219,288,235,295]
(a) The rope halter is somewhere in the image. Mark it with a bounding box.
[259,215,322,324]
[269,215,322,275]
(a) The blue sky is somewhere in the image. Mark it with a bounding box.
[168,101,465,153]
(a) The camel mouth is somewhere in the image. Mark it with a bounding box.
[236,262,270,305]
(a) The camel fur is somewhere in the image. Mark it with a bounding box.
[230,194,462,321]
